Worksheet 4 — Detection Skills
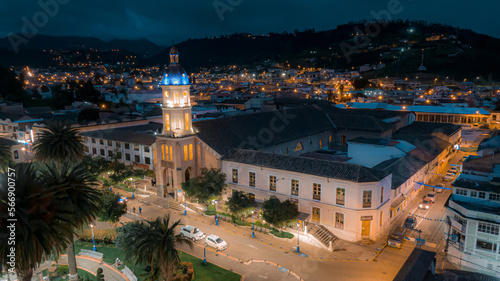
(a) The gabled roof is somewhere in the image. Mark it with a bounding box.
[194,106,335,155]
[222,149,387,183]
[393,248,436,281]
[373,154,428,189]
[80,122,162,146]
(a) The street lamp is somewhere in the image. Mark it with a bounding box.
[130,178,135,199]
[215,200,219,226]
[203,245,207,265]
[90,224,96,251]
[251,210,255,238]
[296,222,300,253]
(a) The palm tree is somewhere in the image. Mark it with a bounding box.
[0,138,12,169]
[0,164,76,281]
[33,121,84,164]
[32,121,97,281]
[117,215,192,281]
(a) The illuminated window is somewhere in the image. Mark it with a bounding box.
[185,113,190,130]
[165,114,170,131]
[249,172,255,187]
[161,145,165,160]
[319,139,322,148]
[154,148,157,164]
[295,142,303,151]
[329,135,332,143]
[336,188,345,205]
[380,211,383,226]
[269,176,277,191]
[363,190,372,208]
[335,212,344,229]
[313,183,321,201]
[291,179,299,196]
[169,146,172,161]
[232,169,238,183]
[189,144,193,160]
[184,145,188,161]
[165,91,169,97]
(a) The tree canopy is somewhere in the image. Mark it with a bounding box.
[227,190,253,218]
[98,190,127,223]
[181,168,226,204]
[262,196,298,227]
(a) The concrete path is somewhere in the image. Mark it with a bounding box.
[57,255,128,281]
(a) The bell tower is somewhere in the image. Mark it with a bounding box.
[155,46,196,199]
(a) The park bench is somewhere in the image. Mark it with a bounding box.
[122,266,138,281]
[78,249,104,261]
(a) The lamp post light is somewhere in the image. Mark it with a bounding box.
[203,245,207,265]
[296,222,300,253]
[184,200,187,216]
[215,200,219,226]
[131,178,135,199]
[251,210,255,238]
[90,224,96,251]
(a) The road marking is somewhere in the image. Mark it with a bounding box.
[233,239,259,249]
[258,275,268,279]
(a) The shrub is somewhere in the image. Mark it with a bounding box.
[254,220,263,227]
[57,265,69,275]
[270,230,294,239]
[234,219,248,226]
[77,228,117,244]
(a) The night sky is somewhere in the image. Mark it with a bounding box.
[1,0,499,46]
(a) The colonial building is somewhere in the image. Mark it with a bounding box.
[445,153,500,277]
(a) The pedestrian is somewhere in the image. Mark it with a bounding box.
[151,178,154,187]
[133,207,136,213]
[139,206,142,215]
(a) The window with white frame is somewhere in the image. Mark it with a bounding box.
[269,175,277,191]
[249,172,255,187]
[232,169,238,183]
[291,179,299,196]
[363,190,372,208]
[471,191,478,198]
[479,192,486,199]
[478,222,499,235]
[335,212,344,229]
[313,183,321,201]
[455,189,467,196]
[476,239,497,253]
[336,188,345,206]
[489,193,500,201]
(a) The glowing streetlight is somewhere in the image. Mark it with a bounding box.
[90,224,96,251]
[251,210,255,238]
[296,222,300,253]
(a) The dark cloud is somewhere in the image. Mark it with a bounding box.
[1,0,499,46]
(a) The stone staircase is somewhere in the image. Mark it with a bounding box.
[139,196,184,211]
[308,224,339,251]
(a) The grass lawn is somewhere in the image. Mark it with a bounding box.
[74,241,241,281]
[179,251,241,281]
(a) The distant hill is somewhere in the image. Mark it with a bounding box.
[1,21,500,81]
[0,34,165,56]
[148,20,500,81]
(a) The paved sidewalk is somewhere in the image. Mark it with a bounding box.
[58,255,128,281]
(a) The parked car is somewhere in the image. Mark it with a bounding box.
[444,173,455,181]
[425,191,436,203]
[419,199,432,209]
[387,227,405,248]
[434,183,445,193]
[118,196,128,203]
[180,225,205,241]
[404,216,417,229]
[205,234,228,250]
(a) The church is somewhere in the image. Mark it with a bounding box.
[153,47,460,243]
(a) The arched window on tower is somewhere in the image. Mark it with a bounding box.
[175,114,181,129]
[184,145,188,161]
[189,144,193,160]
[174,92,180,105]
[169,146,173,161]
[165,114,170,131]
[185,113,190,131]
[295,142,303,151]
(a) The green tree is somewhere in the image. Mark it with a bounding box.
[115,215,193,281]
[181,168,226,204]
[0,164,76,281]
[352,78,371,89]
[0,138,13,169]
[33,121,85,164]
[98,190,127,223]
[262,196,299,227]
[227,190,252,218]
[96,268,104,281]
[33,121,100,281]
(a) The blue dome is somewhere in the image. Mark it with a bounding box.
[161,64,189,85]
[160,46,190,86]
